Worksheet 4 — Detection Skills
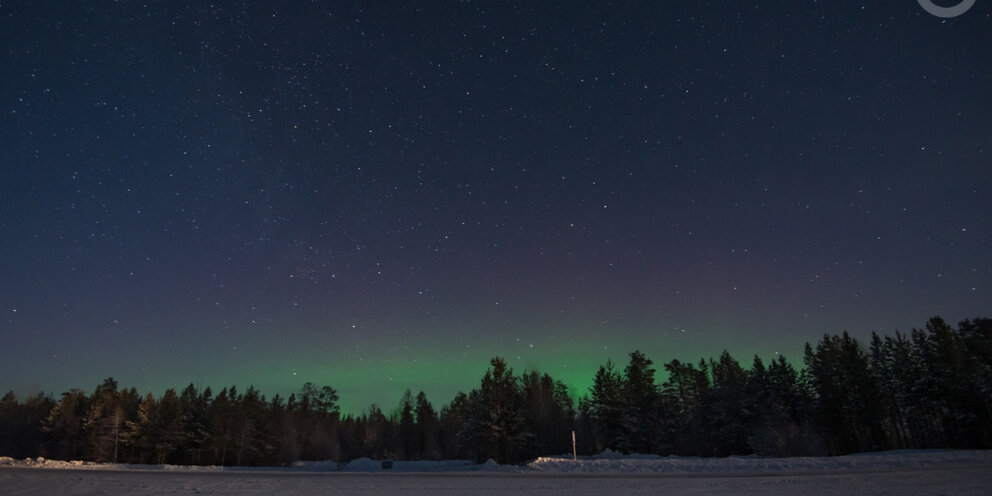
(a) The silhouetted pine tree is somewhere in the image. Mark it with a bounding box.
[123,389,183,464]
[264,394,295,465]
[748,354,821,456]
[588,360,624,452]
[43,389,89,461]
[573,396,597,455]
[520,371,574,459]
[660,358,709,455]
[621,351,660,454]
[473,357,527,463]
[176,384,211,464]
[231,386,263,465]
[413,391,441,459]
[207,387,235,465]
[804,332,885,454]
[702,351,749,456]
[0,391,54,459]
[870,331,922,449]
[394,389,416,460]
[439,391,476,460]
[362,405,390,458]
[292,383,341,461]
[82,378,128,462]
[958,317,992,445]
[910,317,988,447]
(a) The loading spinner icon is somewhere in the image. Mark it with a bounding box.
[918,0,977,18]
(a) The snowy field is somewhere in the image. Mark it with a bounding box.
[2,450,991,495]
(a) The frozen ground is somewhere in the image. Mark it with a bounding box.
[2,450,991,495]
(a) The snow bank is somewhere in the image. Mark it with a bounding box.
[332,457,521,472]
[528,449,992,474]
[4,449,991,475]
[0,457,239,472]
[0,457,124,470]
[0,456,504,473]
[288,459,340,471]
[340,457,479,472]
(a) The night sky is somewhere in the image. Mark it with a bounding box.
[2,2,990,412]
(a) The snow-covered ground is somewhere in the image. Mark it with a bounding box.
[1,450,990,495]
[531,448,992,474]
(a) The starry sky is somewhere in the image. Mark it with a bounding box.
[1,2,990,412]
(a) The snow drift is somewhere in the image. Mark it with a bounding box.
[4,449,992,474]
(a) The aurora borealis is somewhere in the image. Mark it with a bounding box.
[1,2,990,412]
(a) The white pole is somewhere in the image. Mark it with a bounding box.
[572,430,577,460]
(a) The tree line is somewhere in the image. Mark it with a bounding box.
[1,316,989,465]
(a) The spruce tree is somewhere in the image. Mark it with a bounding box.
[704,351,748,455]
[43,389,89,460]
[804,333,884,454]
[83,378,128,462]
[589,360,624,452]
[395,389,416,460]
[661,358,710,454]
[475,357,526,463]
[413,391,440,459]
[621,351,660,454]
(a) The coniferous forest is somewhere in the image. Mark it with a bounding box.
[1,316,990,466]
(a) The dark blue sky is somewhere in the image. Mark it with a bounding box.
[1,1,989,410]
